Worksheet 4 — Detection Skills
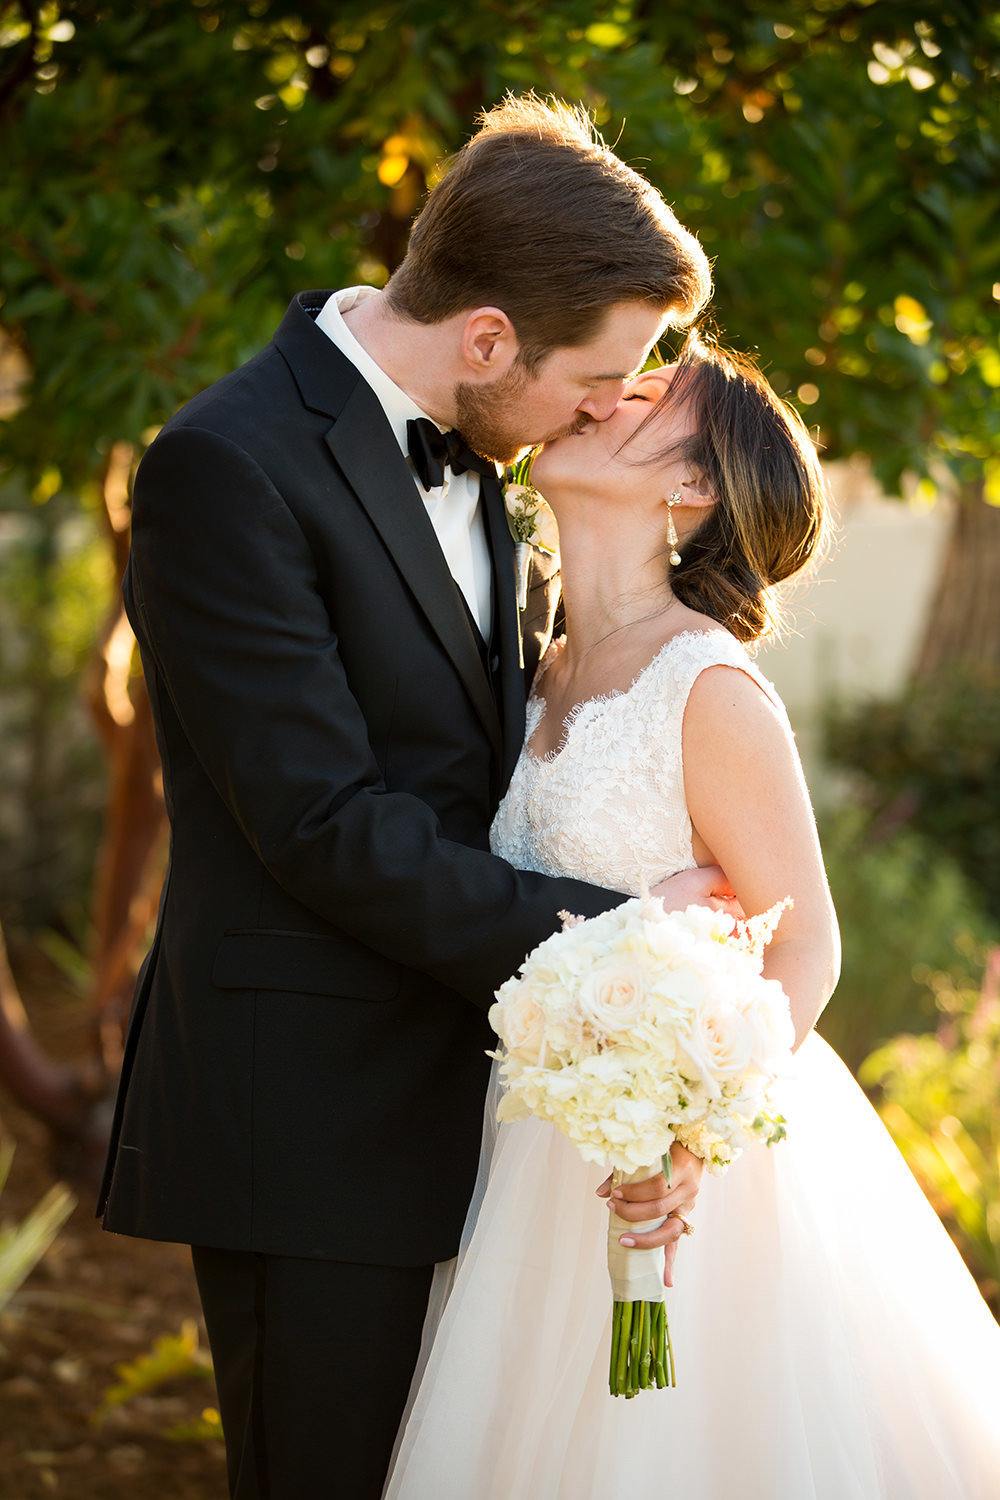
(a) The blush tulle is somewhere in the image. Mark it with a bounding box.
[385,1035,1000,1499]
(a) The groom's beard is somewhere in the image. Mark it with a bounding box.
[454,365,586,466]
[453,365,531,466]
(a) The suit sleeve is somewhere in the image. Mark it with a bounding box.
[127,424,622,1009]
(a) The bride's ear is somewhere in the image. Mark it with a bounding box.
[666,476,716,515]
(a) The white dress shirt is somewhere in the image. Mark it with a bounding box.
[315,288,493,641]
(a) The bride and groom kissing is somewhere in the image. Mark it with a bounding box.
[98,94,1000,1499]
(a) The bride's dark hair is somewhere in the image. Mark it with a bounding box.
[629,331,829,645]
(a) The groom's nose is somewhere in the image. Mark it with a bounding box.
[577,382,626,422]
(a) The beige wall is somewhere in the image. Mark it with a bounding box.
[756,457,951,797]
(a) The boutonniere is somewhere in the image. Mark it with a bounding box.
[503,452,560,610]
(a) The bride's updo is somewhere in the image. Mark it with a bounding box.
[637,332,829,645]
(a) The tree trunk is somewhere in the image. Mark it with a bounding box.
[84,443,167,1070]
[914,476,1000,680]
[0,444,167,1175]
[0,922,104,1148]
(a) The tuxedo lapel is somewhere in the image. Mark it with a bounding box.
[326,384,503,762]
[274,293,503,762]
[480,471,531,791]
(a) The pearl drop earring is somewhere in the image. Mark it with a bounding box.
[667,493,682,567]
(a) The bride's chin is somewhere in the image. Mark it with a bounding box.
[529,447,570,496]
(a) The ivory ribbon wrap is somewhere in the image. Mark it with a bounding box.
[607,1162,668,1304]
[514,541,532,611]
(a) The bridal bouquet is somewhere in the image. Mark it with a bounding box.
[488,893,794,1397]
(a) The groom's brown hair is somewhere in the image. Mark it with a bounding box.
[385,95,711,371]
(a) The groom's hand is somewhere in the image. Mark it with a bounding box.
[650,865,744,920]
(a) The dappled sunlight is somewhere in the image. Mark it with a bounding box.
[0,3,997,1490]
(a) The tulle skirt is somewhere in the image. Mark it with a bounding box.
[384,1034,1000,1499]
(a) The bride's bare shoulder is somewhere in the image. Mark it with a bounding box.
[682,654,795,774]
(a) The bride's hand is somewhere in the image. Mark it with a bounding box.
[651,865,744,921]
[596,1143,704,1287]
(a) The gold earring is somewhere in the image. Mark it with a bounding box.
[667,493,682,567]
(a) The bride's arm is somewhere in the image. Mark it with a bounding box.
[682,664,841,1049]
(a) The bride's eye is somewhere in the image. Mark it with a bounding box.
[624,391,653,402]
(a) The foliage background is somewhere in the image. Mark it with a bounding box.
[0,9,998,1476]
[1,0,996,934]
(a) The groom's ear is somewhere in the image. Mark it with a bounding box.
[460,307,519,379]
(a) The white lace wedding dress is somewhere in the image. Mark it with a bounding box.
[385,630,1000,1500]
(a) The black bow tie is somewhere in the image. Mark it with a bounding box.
[406,417,493,492]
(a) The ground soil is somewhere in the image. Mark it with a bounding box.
[0,959,225,1500]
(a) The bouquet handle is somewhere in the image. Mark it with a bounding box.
[607,1163,669,1303]
[607,1162,674,1395]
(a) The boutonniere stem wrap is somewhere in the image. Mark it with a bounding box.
[503,453,559,610]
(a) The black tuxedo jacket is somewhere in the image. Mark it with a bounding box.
[98,291,618,1265]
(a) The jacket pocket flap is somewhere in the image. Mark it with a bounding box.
[212,930,399,1001]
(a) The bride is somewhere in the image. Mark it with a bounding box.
[385,334,1000,1498]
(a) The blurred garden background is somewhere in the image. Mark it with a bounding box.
[0,1,998,1494]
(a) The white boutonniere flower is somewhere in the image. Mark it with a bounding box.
[503,453,559,609]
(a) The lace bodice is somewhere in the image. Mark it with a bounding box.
[490,629,784,895]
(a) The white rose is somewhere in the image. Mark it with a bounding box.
[677,998,755,1092]
[577,955,648,1036]
[649,963,712,1014]
[499,990,546,1063]
[741,980,796,1070]
[531,497,560,553]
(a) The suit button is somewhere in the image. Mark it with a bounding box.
[490,654,500,673]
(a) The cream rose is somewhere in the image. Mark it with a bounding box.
[499,990,546,1063]
[677,997,755,1091]
[577,955,648,1035]
[530,497,559,554]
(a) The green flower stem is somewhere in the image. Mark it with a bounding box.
[609,1299,675,1396]
[609,1302,622,1394]
[640,1304,653,1390]
[510,453,534,486]
[614,1299,632,1394]
[631,1301,644,1396]
[654,1301,669,1388]
[633,1301,643,1395]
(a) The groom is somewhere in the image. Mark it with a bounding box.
[99,97,716,1498]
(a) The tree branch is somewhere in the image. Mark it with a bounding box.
[0,227,125,346]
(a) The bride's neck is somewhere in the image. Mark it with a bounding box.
[555,515,676,668]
